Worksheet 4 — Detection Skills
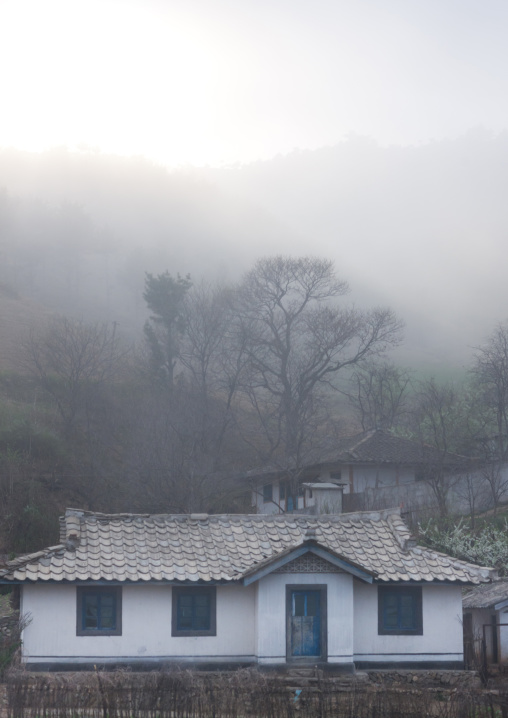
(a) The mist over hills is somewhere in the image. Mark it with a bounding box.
[206,130,508,367]
[0,132,506,372]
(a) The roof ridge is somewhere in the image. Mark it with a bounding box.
[346,429,377,458]
[63,508,403,522]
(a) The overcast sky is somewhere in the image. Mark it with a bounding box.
[2,0,508,167]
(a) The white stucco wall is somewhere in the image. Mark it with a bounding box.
[256,572,354,665]
[252,466,417,513]
[20,576,465,667]
[252,481,304,514]
[353,582,464,663]
[21,582,256,665]
[345,465,415,494]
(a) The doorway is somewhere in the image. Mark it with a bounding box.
[286,585,327,662]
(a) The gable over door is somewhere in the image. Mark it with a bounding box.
[286,585,327,662]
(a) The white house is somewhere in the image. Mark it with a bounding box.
[0,507,494,671]
[247,429,470,515]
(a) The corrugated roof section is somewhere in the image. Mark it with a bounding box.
[0,508,495,586]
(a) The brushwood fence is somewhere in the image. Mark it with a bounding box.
[5,668,508,718]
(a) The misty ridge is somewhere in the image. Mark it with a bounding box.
[1,129,508,371]
[3,132,508,550]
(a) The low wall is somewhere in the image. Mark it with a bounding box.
[365,669,481,689]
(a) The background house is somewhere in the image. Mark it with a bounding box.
[247,429,471,517]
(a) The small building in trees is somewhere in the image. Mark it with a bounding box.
[247,429,470,516]
[463,580,508,668]
[0,507,494,671]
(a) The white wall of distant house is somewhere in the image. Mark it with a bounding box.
[21,583,256,664]
[252,482,305,514]
[252,465,417,514]
[346,465,415,494]
[353,582,464,663]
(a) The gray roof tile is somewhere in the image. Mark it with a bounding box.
[0,508,495,586]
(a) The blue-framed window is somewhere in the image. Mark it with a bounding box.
[378,586,422,635]
[77,587,122,636]
[172,586,216,636]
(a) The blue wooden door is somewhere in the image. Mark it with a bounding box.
[290,590,321,657]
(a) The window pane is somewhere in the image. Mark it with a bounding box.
[178,592,211,631]
[306,592,319,617]
[178,599,193,629]
[99,595,116,630]
[293,593,306,616]
[79,589,120,634]
[194,603,210,630]
[399,595,416,629]
[100,607,115,629]
[84,595,98,629]
[383,594,399,629]
[380,589,420,633]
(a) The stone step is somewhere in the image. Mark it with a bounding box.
[286,668,320,677]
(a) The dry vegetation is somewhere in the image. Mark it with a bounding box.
[3,669,508,718]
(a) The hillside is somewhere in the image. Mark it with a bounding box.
[0,285,52,373]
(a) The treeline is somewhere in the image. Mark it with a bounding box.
[1,255,508,553]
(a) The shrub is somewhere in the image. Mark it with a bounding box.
[0,613,30,678]
[418,518,508,572]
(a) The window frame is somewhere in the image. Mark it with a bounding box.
[76,586,122,636]
[378,585,423,636]
[172,586,217,637]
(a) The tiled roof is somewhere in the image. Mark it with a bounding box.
[244,430,471,481]
[0,508,494,586]
[330,430,469,466]
[463,579,508,609]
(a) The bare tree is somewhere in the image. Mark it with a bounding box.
[409,378,472,517]
[128,279,252,511]
[22,316,125,438]
[179,280,247,470]
[125,379,248,514]
[235,256,403,500]
[472,322,508,461]
[347,360,412,431]
[480,462,508,515]
[453,471,490,529]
